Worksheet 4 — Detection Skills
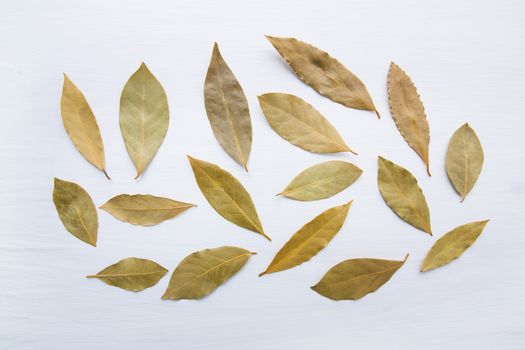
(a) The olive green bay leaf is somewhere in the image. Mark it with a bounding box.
[53,178,98,246]
[258,93,355,154]
[120,63,169,179]
[388,62,431,176]
[377,156,432,235]
[266,36,379,117]
[162,246,255,300]
[278,160,362,201]
[445,123,484,202]
[260,201,352,276]
[421,220,489,272]
[100,194,195,226]
[87,257,168,292]
[187,156,269,240]
[312,254,408,300]
[204,43,252,170]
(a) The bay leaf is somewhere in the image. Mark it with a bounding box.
[260,201,352,276]
[258,93,355,154]
[87,257,168,292]
[387,62,431,176]
[311,254,408,300]
[278,160,362,201]
[445,123,484,202]
[421,220,489,272]
[266,36,379,117]
[60,74,109,179]
[377,156,432,235]
[204,43,252,170]
[120,63,169,179]
[100,194,195,226]
[187,156,269,240]
[53,178,98,246]
[162,246,255,300]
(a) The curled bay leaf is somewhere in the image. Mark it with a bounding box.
[377,156,432,235]
[187,156,269,240]
[204,43,252,170]
[278,160,362,201]
[312,254,408,300]
[421,220,489,272]
[260,201,352,276]
[100,194,195,226]
[258,93,355,154]
[87,257,168,292]
[445,123,484,202]
[388,62,431,176]
[53,178,98,246]
[60,74,109,179]
[162,246,255,300]
[120,63,169,179]
[266,36,378,117]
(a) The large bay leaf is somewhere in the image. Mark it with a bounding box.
[312,255,408,300]
[120,63,169,178]
[60,74,109,179]
[204,43,252,170]
[278,160,362,201]
[377,156,432,235]
[388,62,431,176]
[445,123,484,202]
[53,178,98,246]
[266,36,378,117]
[187,156,269,240]
[87,257,168,292]
[258,93,355,154]
[260,201,352,276]
[162,246,254,300]
[421,220,489,272]
[100,194,195,226]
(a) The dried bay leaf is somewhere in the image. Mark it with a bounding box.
[120,63,169,179]
[377,156,432,235]
[162,246,255,300]
[312,254,408,300]
[258,93,355,154]
[260,201,352,276]
[445,123,484,202]
[421,220,489,272]
[100,194,195,226]
[53,178,98,246]
[278,160,362,201]
[266,36,379,117]
[388,62,431,176]
[87,257,168,292]
[187,156,270,240]
[204,43,252,170]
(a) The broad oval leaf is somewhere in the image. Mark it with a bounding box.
[204,43,252,170]
[258,93,355,154]
[260,201,352,276]
[100,194,195,226]
[87,257,168,292]
[266,36,379,117]
[53,178,98,246]
[388,62,431,176]
[187,156,269,240]
[445,123,484,202]
[162,246,255,300]
[421,220,489,272]
[278,160,362,201]
[311,254,408,300]
[120,63,169,178]
[377,156,432,235]
[60,74,109,179]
